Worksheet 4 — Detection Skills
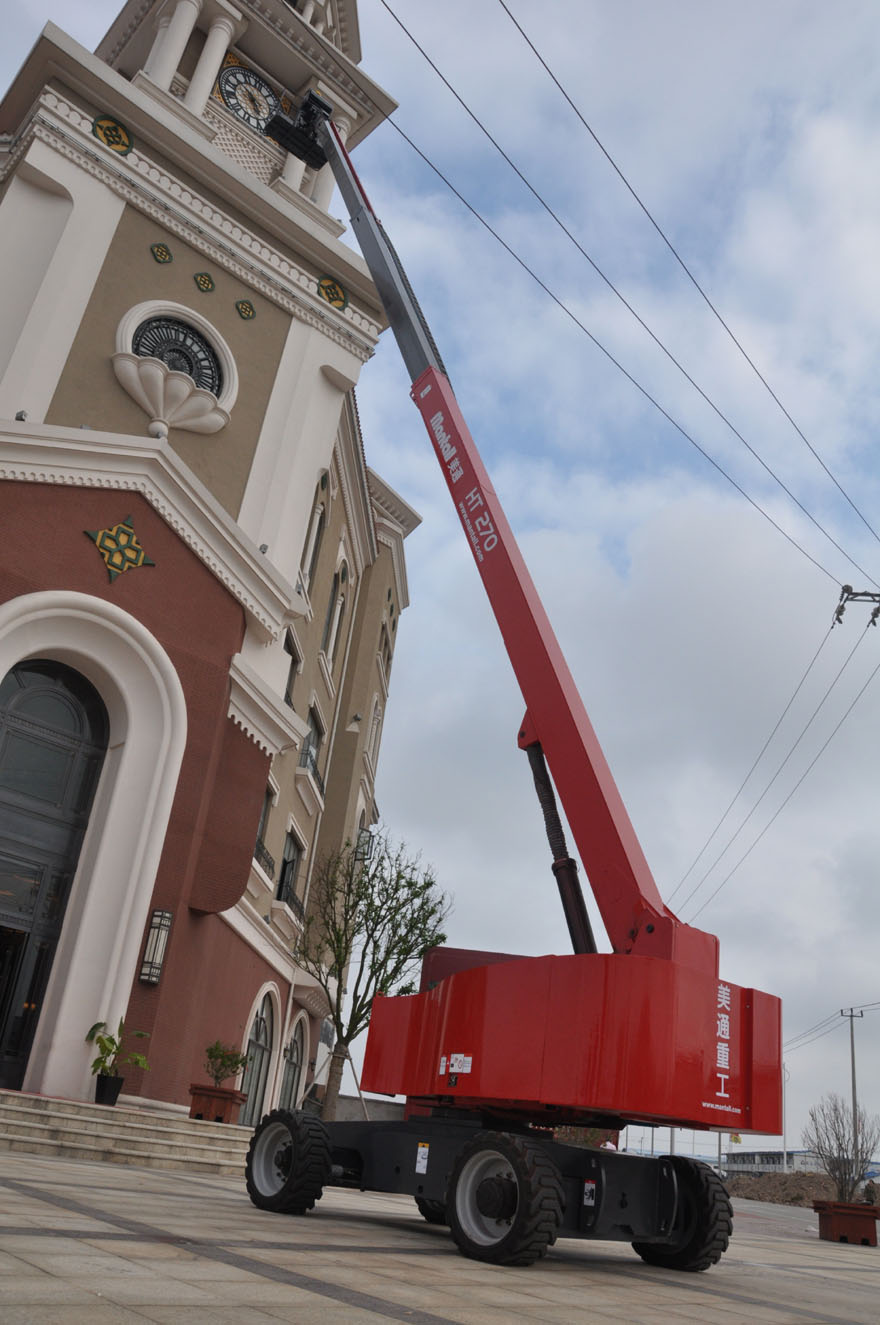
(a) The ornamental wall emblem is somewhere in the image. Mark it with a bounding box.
[86,517,156,582]
[92,116,133,154]
[317,276,347,309]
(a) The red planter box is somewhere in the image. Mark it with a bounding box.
[813,1201,880,1246]
[188,1083,246,1124]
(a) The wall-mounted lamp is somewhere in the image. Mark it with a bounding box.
[139,909,172,984]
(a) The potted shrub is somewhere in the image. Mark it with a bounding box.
[85,1019,150,1106]
[189,1040,249,1124]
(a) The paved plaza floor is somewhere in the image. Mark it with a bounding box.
[0,1150,877,1323]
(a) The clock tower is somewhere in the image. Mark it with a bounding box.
[0,0,418,1119]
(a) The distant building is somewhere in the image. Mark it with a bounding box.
[724,1149,822,1175]
[0,0,418,1120]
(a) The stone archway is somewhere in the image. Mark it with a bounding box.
[0,591,187,1099]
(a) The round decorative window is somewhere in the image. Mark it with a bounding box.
[132,317,223,396]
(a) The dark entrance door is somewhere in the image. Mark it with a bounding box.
[0,660,108,1089]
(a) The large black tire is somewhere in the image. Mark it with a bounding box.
[632,1156,732,1272]
[245,1109,331,1214]
[415,1196,447,1225]
[447,1131,563,1266]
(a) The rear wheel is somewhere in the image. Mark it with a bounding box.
[415,1196,447,1225]
[447,1131,563,1266]
[632,1156,732,1271]
[245,1109,331,1214]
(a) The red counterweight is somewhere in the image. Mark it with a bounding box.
[363,949,781,1134]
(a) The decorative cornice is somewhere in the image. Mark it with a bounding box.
[228,651,306,753]
[0,422,300,642]
[3,91,382,361]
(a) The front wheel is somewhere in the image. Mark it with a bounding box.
[447,1131,563,1266]
[415,1196,447,1225]
[245,1109,331,1214]
[632,1156,732,1271]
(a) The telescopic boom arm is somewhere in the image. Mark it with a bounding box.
[268,97,717,977]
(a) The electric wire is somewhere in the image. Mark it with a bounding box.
[375,0,880,589]
[495,0,880,551]
[785,1000,880,1051]
[784,1011,841,1048]
[784,1019,847,1053]
[384,117,840,588]
[675,624,867,914]
[668,624,834,904]
[686,639,880,921]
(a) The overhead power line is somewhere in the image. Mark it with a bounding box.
[784,1018,846,1053]
[686,640,880,921]
[668,624,834,904]
[785,1010,841,1048]
[676,624,869,915]
[375,0,880,590]
[495,0,880,551]
[385,117,840,589]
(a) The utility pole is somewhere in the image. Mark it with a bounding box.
[841,1008,864,1178]
[781,1062,790,1173]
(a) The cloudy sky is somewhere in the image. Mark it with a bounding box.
[5,1,880,1155]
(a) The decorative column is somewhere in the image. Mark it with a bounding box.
[309,113,352,211]
[183,7,242,115]
[280,151,306,193]
[143,0,203,92]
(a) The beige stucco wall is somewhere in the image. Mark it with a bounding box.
[46,203,291,518]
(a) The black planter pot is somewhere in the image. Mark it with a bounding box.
[94,1074,124,1106]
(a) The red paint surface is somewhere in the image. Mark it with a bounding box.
[363,952,782,1133]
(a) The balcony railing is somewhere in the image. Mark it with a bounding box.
[298,745,325,798]
[254,838,275,879]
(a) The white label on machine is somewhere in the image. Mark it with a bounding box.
[439,1056,447,1075]
[416,1143,429,1174]
[449,1054,472,1073]
[583,1180,597,1207]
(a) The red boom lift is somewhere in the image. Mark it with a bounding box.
[244,95,782,1271]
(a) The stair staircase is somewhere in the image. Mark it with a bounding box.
[0,1088,253,1176]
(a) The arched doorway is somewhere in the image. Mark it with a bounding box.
[278,1018,305,1111]
[0,660,108,1089]
[239,993,274,1126]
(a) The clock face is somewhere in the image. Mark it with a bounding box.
[218,65,280,132]
[132,317,223,396]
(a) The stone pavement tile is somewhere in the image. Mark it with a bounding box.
[140,1307,299,1324]
[83,1275,217,1308]
[1,1305,152,1324]
[87,1237,203,1261]
[0,1234,101,1257]
[152,1257,283,1283]
[7,1247,149,1278]
[0,1275,98,1306]
[0,1249,34,1275]
[263,1305,411,1325]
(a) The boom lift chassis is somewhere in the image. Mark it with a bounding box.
[243,95,782,1272]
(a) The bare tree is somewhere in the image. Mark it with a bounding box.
[295,831,450,1121]
[802,1092,880,1202]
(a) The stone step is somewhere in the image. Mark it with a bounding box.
[0,1113,248,1161]
[0,1088,253,1177]
[1,1088,250,1137]
[0,1093,250,1144]
[0,1129,247,1175]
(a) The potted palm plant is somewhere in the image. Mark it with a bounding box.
[189,1041,249,1123]
[85,1019,150,1105]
